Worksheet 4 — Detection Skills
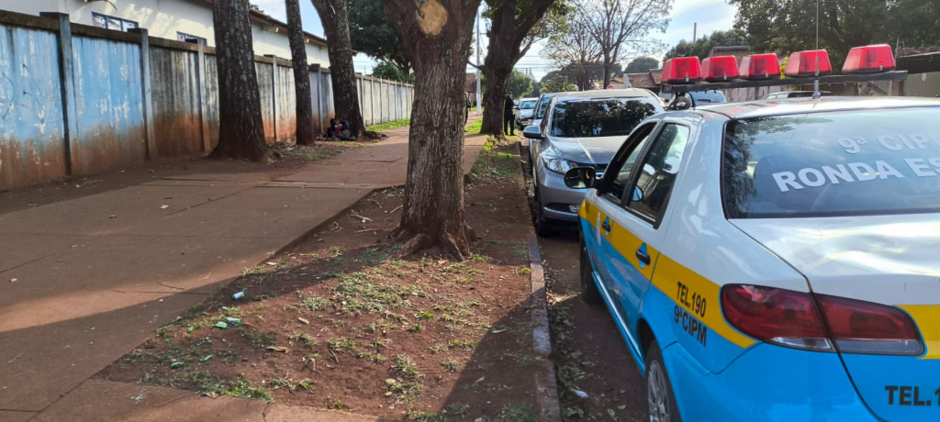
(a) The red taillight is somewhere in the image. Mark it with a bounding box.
[816,294,923,355]
[722,285,924,356]
[785,49,833,77]
[842,44,896,74]
[701,56,739,81]
[662,57,703,83]
[721,285,832,351]
[739,53,781,80]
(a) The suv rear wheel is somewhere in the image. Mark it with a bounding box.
[646,341,681,422]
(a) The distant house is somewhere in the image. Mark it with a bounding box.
[6,0,331,66]
[625,72,658,91]
[895,49,940,97]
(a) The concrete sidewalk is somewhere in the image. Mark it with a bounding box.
[0,124,487,421]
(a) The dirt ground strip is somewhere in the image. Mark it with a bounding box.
[0,141,368,215]
[98,141,543,421]
[519,147,647,421]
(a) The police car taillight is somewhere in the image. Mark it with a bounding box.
[721,285,833,352]
[662,57,703,83]
[842,44,896,74]
[701,56,739,81]
[722,285,924,355]
[738,53,781,80]
[816,294,923,356]
[784,49,832,77]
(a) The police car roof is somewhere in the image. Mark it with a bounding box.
[554,88,657,101]
[695,96,940,120]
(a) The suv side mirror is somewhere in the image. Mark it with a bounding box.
[523,126,543,140]
[564,167,596,189]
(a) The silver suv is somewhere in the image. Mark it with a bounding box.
[525,89,663,235]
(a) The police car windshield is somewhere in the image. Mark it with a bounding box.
[551,98,659,138]
[723,107,940,218]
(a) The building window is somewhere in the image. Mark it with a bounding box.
[92,12,138,32]
[177,32,207,44]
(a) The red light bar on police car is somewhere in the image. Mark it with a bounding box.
[662,57,703,83]
[842,44,896,74]
[739,53,781,80]
[701,56,739,81]
[785,49,832,77]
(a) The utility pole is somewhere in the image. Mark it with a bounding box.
[475,5,482,115]
[693,23,697,42]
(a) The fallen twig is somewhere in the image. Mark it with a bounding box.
[390,205,403,214]
[7,353,23,364]
[156,392,191,407]
[369,199,383,209]
[351,212,373,222]
[329,348,340,364]
[156,281,185,291]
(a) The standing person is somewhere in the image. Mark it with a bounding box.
[504,94,515,136]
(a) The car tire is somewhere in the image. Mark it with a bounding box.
[580,237,602,305]
[645,341,682,422]
[534,188,556,237]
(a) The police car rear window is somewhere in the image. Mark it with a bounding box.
[722,107,940,218]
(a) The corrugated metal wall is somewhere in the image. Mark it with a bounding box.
[150,46,201,156]
[903,72,940,97]
[0,12,413,190]
[0,23,66,190]
[70,35,146,176]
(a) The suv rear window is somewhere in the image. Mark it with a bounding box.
[723,107,940,218]
[551,98,659,138]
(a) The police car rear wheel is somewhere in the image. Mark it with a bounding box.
[580,239,602,305]
[646,341,680,422]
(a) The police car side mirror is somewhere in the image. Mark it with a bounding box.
[564,167,596,189]
[523,126,543,140]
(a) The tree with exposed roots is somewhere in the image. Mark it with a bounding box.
[478,0,563,137]
[209,0,269,161]
[309,0,365,138]
[286,0,315,146]
[379,0,481,259]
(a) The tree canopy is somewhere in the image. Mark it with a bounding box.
[372,61,415,83]
[625,56,659,73]
[540,75,576,93]
[508,70,534,98]
[349,0,411,73]
[664,30,747,60]
[728,0,940,66]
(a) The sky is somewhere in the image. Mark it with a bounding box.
[250,0,738,81]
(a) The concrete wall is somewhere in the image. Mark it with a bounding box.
[0,10,413,190]
[5,0,331,66]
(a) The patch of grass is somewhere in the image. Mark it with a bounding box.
[517,354,541,367]
[365,320,398,334]
[325,395,347,410]
[367,118,410,132]
[517,267,532,276]
[328,246,345,256]
[448,339,475,351]
[428,343,448,354]
[331,272,426,314]
[218,347,239,365]
[237,328,278,349]
[356,352,387,363]
[269,377,314,393]
[370,338,390,350]
[327,337,357,353]
[183,372,272,401]
[292,295,329,312]
[407,322,423,333]
[391,354,422,380]
[500,404,537,422]
[288,332,317,348]
[416,310,435,320]
[440,359,460,372]
[469,253,489,263]
[465,119,482,135]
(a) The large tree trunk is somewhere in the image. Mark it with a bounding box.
[480,66,511,136]
[286,0,315,146]
[380,0,481,258]
[210,0,268,161]
[310,0,365,138]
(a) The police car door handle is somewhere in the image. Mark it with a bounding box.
[602,220,611,233]
[635,249,651,265]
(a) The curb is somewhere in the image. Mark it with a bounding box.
[517,143,563,422]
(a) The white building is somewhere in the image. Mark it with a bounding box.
[6,0,331,66]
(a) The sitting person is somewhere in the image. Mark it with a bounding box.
[326,118,356,140]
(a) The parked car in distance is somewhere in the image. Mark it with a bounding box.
[526,93,559,160]
[524,88,663,235]
[515,97,539,128]
[565,96,940,422]
[766,90,834,99]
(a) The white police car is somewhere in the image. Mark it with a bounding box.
[565,46,940,421]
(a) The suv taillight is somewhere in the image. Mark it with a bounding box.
[721,285,924,355]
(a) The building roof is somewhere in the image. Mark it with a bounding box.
[199,0,329,47]
[626,72,657,89]
[650,69,663,85]
[554,88,659,101]
[709,45,750,61]
[897,50,940,74]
